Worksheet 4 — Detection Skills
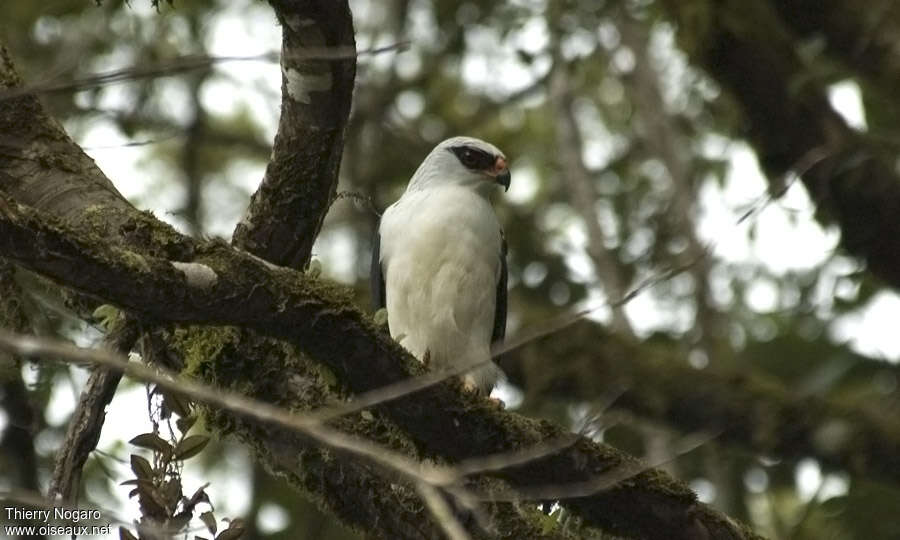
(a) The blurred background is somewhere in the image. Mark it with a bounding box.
[2,0,900,538]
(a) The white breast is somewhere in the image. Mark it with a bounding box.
[379,186,502,378]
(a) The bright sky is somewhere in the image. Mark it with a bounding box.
[9,2,891,537]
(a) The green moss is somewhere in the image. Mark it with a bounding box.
[171,325,242,379]
[112,248,151,274]
[79,205,113,236]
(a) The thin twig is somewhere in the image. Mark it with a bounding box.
[416,482,472,540]
[305,255,704,426]
[0,43,409,102]
[332,190,382,217]
[82,130,183,151]
[736,147,831,225]
[494,251,708,358]
[453,435,580,478]
[475,430,721,502]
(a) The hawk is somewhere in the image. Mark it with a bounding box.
[372,136,510,394]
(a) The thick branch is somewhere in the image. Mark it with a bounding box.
[659,0,900,290]
[506,320,900,488]
[232,0,356,269]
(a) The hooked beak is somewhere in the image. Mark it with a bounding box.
[489,156,511,191]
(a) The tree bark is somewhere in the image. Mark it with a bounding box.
[232,0,357,270]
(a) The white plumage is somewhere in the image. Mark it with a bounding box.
[372,137,510,393]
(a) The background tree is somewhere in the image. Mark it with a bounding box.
[1,1,899,539]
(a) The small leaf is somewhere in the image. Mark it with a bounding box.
[200,511,217,535]
[119,527,138,540]
[188,484,212,508]
[130,433,174,456]
[176,415,197,434]
[162,477,183,511]
[162,391,192,418]
[216,522,246,540]
[373,308,388,326]
[174,435,210,461]
[130,455,154,480]
[169,511,192,533]
[138,486,169,519]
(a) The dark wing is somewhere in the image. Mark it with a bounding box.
[371,228,386,311]
[491,232,508,344]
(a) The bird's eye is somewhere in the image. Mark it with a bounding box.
[449,145,493,170]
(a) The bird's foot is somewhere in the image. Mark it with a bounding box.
[461,376,505,409]
[462,376,479,394]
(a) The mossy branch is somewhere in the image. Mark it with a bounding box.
[231,0,357,270]
[508,321,900,489]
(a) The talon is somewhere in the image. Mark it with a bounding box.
[487,397,505,410]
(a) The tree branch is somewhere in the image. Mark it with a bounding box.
[232,0,357,269]
[659,0,900,290]
[0,329,574,540]
[505,320,900,489]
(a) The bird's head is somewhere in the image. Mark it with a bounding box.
[407,136,511,194]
